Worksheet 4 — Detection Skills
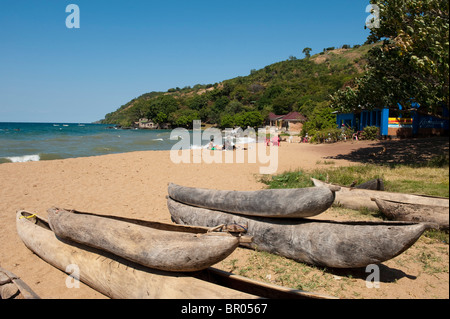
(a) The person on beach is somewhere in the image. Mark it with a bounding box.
[208,138,215,150]
[272,135,280,146]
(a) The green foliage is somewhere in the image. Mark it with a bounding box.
[219,111,264,129]
[220,114,235,129]
[262,165,449,199]
[301,101,337,137]
[168,109,200,128]
[361,126,379,140]
[309,128,342,144]
[102,45,371,129]
[234,111,265,128]
[302,47,312,58]
[332,0,449,118]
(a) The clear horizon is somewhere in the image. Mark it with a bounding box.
[0,0,371,123]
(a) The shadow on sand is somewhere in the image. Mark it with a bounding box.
[325,137,449,166]
[328,264,416,284]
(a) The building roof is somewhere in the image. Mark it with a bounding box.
[269,112,306,122]
[268,112,284,120]
[281,112,306,121]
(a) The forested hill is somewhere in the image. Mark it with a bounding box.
[101,44,376,129]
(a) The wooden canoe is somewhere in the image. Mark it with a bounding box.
[0,267,40,299]
[167,183,336,218]
[168,198,432,268]
[354,178,384,190]
[47,207,240,272]
[372,198,449,230]
[16,211,334,299]
[312,178,449,211]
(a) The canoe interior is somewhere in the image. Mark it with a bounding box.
[372,198,449,230]
[18,211,333,299]
[49,208,211,234]
[20,211,50,230]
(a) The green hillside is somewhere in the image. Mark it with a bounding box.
[101,44,375,130]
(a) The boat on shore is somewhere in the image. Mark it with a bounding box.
[372,198,449,230]
[16,210,333,299]
[312,178,449,211]
[168,198,432,269]
[0,266,40,299]
[47,207,240,272]
[167,183,336,218]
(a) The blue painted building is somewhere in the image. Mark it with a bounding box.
[336,104,449,138]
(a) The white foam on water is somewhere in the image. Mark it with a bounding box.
[190,144,209,150]
[4,154,41,163]
[235,136,256,144]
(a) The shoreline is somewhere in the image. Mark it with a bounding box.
[1,139,448,299]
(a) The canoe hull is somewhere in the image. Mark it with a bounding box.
[47,208,239,272]
[167,183,335,218]
[16,211,255,299]
[0,267,40,299]
[17,211,333,299]
[168,198,431,268]
[373,198,449,230]
[312,178,449,211]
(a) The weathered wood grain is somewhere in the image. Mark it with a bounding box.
[312,178,449,211]
[0,267,40,299]
[167,183,335,218]
[16,211,334,299]
[168,198,432,268]
[16,211,255,299]
[47,208,239,272]
[372,198,449,230]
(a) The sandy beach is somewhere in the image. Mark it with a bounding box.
[1,140,448,299]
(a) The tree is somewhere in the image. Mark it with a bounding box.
[302,47,312,58]
[154,112,168,124]
[187,94,208,111]
[147,95,179,120]
[219,114,235,129]
[272,94,295,115]
[332,0,449,118]
[168,109,200,128]
[234,111,264,128]
[301,101,336,134]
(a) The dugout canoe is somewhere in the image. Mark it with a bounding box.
[372,198,449,230]
[47,207,240,272]
[168,198,432,268]
[16,210,333,299]
[312,178,449,211]
[0,267,40,299]
[167,183,336,218]
[354,178,384,190]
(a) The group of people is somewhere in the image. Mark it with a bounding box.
[207,137,237,151]
[265,135,281,146]
[207,134,283,150]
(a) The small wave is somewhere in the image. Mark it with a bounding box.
[235,137,256,144]
[190,144,209,150]
[2,154,40,163]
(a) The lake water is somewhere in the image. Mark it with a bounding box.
[0,122,180,163]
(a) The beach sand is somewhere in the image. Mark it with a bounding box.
[1,140,448,299]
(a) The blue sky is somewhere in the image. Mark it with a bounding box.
[0,0,371,123]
